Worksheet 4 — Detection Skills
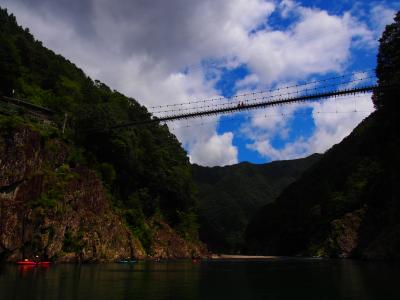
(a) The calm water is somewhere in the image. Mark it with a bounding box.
[1,258,399,300]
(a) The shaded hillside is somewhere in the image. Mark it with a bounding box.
[0,7,203,260]
[192,154,321,253]
[245,13,400,259]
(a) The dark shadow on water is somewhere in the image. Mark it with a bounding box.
[0,259,399,300]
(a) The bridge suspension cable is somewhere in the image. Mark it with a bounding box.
[150,75,376,116]
[168,110,375,131]
[148,69,376,112]
[110,84,380,129]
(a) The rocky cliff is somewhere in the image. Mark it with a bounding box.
[0,122,205,262]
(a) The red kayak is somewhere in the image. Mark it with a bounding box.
[16,259,51,266]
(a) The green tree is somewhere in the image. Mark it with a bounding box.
[0,33,19,96]
[374,12,400,115]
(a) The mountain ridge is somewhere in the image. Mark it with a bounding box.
[193,154,321,253]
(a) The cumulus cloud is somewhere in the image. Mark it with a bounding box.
[189,132,238,167]
[0,0,389,165]
[244,9,374,84]
[308,94,374,152]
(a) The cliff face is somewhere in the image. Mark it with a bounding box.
[0,125,143,261]
[149,218,206,258]
[0,124,205,261]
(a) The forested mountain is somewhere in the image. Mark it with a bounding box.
[193,154,321,253]
[0,7,203,261]
[245,13,400,259]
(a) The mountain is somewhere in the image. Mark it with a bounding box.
[192,154,321,253]
[245,13,400,259]
[0,7,205,261]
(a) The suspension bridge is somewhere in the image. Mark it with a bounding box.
[111,70,384,129]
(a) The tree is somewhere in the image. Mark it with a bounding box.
[374,11,400,115]
[0,33,19,96]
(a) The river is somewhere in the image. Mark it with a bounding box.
[1,258,399,300]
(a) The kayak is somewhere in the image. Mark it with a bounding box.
[117,260,137,264]
[17,260,36,265]
[16,260,51,266]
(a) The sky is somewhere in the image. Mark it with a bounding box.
[0,0,398,166]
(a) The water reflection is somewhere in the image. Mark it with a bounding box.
[0,259,399,300]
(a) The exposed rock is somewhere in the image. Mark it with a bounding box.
[149,218,207,259]
[314,208,366,258]
[0,126,44,187]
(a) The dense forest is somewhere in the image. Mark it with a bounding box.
[0,7,200,259]
[245,13,400,259]
[193,154,320,253]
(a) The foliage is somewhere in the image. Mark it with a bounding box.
[31,164,76,210]
[123,195,153,252]
[0,114,25,130]
[31,192,59,209]
[62,228,84,253]
[67,147,87,167]
[176,210,200,242]
[97,162,116,186]
[374,11,400,115]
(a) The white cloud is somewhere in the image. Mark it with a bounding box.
[235,74,260,90]
[189,132,238,166]
[241,104,298,141]
[307,94,374,153]
[243,9,374,84]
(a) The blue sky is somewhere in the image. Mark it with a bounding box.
[1,0,399,166]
